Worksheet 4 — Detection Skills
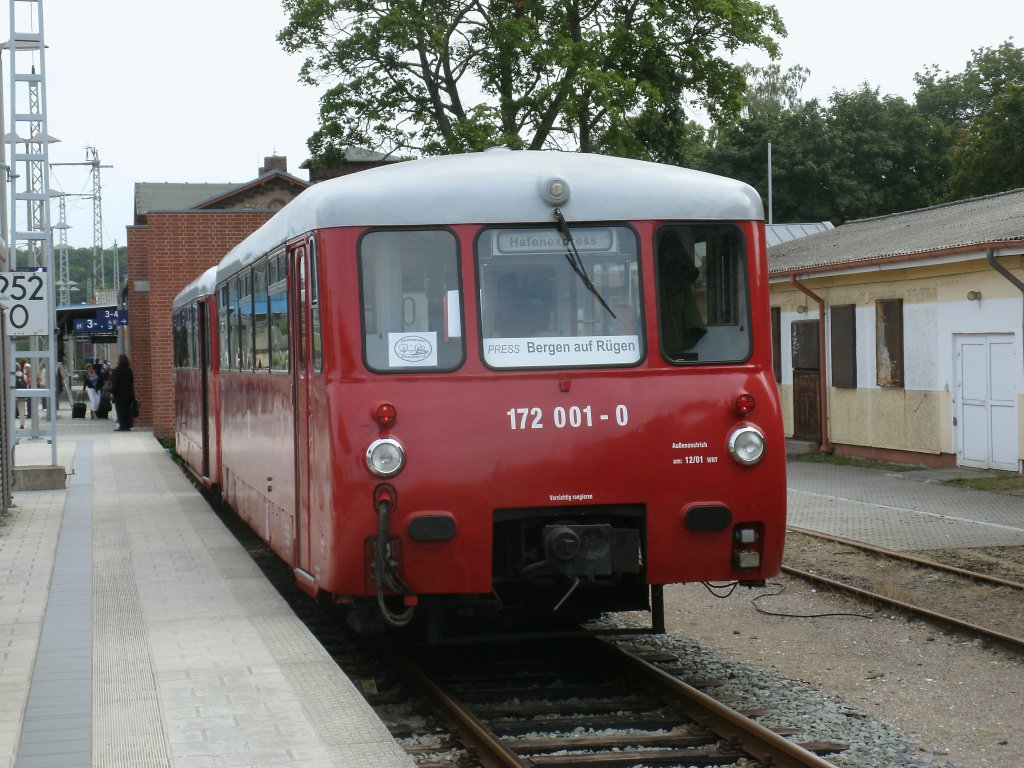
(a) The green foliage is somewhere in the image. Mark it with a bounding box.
[279,0,1023,224]
[57,245,125,305]
[279,0,786,157]
[911,39,1024,200]
[914,40,1024,128]
[697,38,1024,224]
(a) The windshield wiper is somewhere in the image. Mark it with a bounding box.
[553,208,616,319]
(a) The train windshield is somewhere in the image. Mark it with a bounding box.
[360,229,464,372]
[478,225,642,369]
[655,224,751,364]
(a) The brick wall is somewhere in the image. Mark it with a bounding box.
[126,211,274,439]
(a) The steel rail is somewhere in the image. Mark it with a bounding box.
[601,639,840,768]
[782,565,1024,653]
[787,526,1024,590]
[388,648,526,768]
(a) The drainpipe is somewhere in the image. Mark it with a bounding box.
[789,275,833,453]
[986,249,1024,356]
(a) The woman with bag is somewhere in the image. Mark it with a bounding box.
[82,363,104,419]
[110,354,136,431]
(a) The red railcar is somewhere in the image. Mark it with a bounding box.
[173,150,786,637]
[173,266,221,489]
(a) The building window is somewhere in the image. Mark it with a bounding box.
[875,299,904,388]
[830,304,857,388]
[791,319,819,371]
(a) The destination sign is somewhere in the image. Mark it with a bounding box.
[493,227,616,255]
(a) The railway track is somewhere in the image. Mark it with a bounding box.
[784,527,1024,652]
[202,484,847,766]
[379,635,845,767]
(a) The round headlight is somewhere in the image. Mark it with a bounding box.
[728,426,765,466]
[366,438,405,477]
[539,175,571,206]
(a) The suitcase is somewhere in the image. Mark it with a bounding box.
[97,394,111,419]
[72,401,87,419]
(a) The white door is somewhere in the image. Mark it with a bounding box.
[956,334,1018,471]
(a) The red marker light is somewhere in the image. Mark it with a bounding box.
[734,393,756,416]
[374,402,397,428]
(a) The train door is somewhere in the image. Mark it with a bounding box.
[198,299,211,479]
[290,243,313,576]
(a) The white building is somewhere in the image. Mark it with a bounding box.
[768,189,1024,473]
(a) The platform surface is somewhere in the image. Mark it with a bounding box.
[1,407,413,768]
[787,459,1024,551]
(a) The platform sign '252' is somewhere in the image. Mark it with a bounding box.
[0,271,50,336]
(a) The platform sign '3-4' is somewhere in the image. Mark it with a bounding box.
[0,271,50,336]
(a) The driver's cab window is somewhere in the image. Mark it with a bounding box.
[656,224,750,363]
[477,225,642,369]
[360,229,464,372]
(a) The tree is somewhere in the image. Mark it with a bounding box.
[914,39,1024,129]
[699,69,951,224]
[913,39,1024,200]
[824,87,947,221]
[278,0,786,159]
[948,83,1024,198]
[698,65,830,221]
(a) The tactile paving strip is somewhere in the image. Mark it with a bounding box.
[15,444,93,768]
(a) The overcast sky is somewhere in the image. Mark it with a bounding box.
[4,1,1019,250]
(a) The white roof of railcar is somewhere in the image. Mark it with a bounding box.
[173,265,218,310]
[215,150,764,279]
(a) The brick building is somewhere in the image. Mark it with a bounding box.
[125,157,309,438]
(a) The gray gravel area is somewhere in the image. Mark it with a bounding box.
[603,571,1021,768]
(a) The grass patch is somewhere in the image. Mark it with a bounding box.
[794,453,918,472]
[944,475,1024,492]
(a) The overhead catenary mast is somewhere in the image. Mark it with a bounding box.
[51,145,112,301]
[5,0,59,464]
[88,145,103,291]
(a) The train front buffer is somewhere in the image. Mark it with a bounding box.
[347,375,785,629]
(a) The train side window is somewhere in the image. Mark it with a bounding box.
[309,238,322,373]
[253,259,270,371]
[656,224,751,364]
[218,284,232,371]
[228,276,241,371]
[189,304,198,368]
[269,252,290,372]
[239,271,254,371]
[359,229,463,372]
[173,310,183,368]
[203,301,212,371]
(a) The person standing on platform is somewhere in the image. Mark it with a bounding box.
[15,359,28,428]
[110,354,136,432]
[82,363,104,419]
[37,362,48,415]
[22,359,32,420]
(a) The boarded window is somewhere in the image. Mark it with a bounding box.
[830,304,857,388]
[875,299,904,387]
[791,319,819,370]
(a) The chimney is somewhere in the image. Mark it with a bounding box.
[259,155,287,175]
